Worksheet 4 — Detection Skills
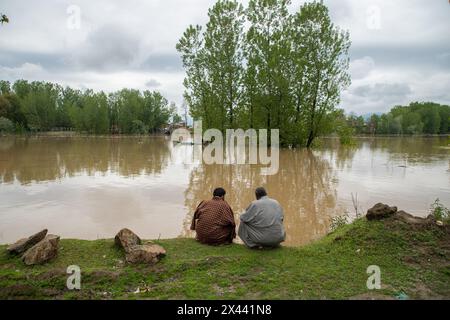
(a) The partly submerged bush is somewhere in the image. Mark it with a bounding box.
[337,125,356,146]
[330,213,349,233]
[131,120,149,135]
[430,198,450,223]
[0,117,14,133]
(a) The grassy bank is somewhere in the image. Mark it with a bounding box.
[0,217,449,300]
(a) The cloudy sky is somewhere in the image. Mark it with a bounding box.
[0,0,449,115]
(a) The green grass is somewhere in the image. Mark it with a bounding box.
[0,218,449,300]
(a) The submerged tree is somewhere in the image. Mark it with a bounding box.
[176,25,211,128]
[292,1,351,147]
[204,0,245,130]
[177,0,245,132]
[245,0,292,135]
[177,0,351,147]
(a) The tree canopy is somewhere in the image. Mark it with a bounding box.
[177,0,351,147]
[347,102,450,135]
[0,80,176,134]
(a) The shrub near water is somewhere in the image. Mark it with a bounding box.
[430,199,450,224]
[0,117,14,133]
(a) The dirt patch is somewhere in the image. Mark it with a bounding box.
[0,284,37,299]
[84,270,122,284]
[408,282,446,300]
[36,268,67,281]
[349,293,395,300]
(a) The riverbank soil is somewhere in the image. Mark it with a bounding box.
[0,216,449,299]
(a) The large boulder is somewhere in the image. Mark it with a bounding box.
[22,235,60,265]
[125,243,167,264]
[7,229,48,255]
[366,203,398,221]
[115,228,141,253]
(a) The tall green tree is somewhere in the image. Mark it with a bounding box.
[20,81,58,131]
[293,1,351,147]
[204,0,245,130]
[245,0,292,136]
[176,25,212,128]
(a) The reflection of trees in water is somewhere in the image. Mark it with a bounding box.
[0,136,171,184]
[182,149,339,246]
[318,136,449,170]
[366,136,450,164]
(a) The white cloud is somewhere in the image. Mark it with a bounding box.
[0,63,46,79]
[349,56,375,80]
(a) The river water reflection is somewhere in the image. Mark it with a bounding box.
[0,136,448,246]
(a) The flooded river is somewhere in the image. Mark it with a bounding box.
[0,136,449,246]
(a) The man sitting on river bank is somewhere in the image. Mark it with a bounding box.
[238,187,286,249]
[190,187,236,245]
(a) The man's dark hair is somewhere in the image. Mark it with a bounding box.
[255,187,267,200]
[213,187,226,198]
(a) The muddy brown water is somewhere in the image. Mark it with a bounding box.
[0,136,449,246]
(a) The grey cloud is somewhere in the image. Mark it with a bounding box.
[350,44,450,71]
[323,0,353,23]
[141,53,182,73]
[350,56,375,80]
[145,79,161,88]
[0,50,67,71]
[74,24,141,71]
[352,83,412,101]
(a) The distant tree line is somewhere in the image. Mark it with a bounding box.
[177,0,351,147]
[346,102,450,135]
[0,80,176,134]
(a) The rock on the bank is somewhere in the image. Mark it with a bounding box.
[115,228,141,252]
[366,203,398,221]
[395,211,435,225]
[22,235,60,265]
[115,228,166,264]
[7,229,48,255]
[125,243,167,264]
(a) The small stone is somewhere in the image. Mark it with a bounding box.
[436,221,444,226]
[7,229,48,255]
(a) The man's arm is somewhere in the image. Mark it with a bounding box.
[190,201,204,230]
[240,203,257,223]
[228,205,236,227]
[224,203,237,239]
